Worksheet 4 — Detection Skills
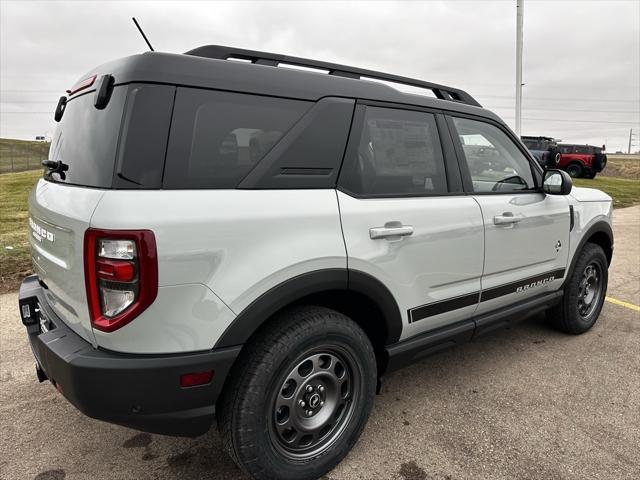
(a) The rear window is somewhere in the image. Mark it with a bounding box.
[163,88,311,188]
[47,86,127,188]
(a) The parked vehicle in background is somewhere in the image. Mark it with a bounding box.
[521,136,561,168]
[558,144,607,179]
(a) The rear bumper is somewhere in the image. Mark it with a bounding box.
[18,275,241,437]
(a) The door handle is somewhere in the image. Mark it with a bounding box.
[493,212,524,226]
[369,223,414,240]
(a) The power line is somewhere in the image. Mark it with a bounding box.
[478,94,639,103]
[501,116,639,125]
[1,112,54,114]
[487,105,640,114]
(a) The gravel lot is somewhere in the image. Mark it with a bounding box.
[1,206,638,480]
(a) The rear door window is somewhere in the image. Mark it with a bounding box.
[339,106,448,196]
[163,88,311,188]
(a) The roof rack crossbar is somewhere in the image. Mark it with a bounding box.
[184,45,481,108]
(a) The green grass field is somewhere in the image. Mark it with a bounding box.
[0,170,41,292]
[0,168,639,292]
[0,138,50,174]
[574,176,640,209]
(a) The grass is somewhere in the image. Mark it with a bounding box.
[0,170,41,292]
[574,176,640,209]
[0,168,638,292]
[603,155,640,180]
[0,138,50,174]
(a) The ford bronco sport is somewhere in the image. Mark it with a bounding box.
[19,46,614,480]
[558,143,608,178]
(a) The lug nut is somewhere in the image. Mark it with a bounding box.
[320,401,324,407]
[306,410,313,416]
[318,385,325,393]
[306,385,313,393]
[298,400,306,408]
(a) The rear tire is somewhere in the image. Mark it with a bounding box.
[548,243,608,334]
[217,306,377,480]
[566,163,583,178]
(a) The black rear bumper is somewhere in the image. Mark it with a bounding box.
[19,275,241,437]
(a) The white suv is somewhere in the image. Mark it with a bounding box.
[19,46,614,480]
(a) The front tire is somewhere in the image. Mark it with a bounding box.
[548,243,608,334]
[218,306,377,480]
[566,162,583,178]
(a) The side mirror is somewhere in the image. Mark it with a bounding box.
[543,169,572,195]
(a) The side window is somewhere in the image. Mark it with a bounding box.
[163,88,310,188]
[339,106,447,196]
[452,117,536,193]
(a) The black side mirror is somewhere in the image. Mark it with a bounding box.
[543,169,572,195]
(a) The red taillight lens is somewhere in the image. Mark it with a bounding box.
[84,229,158,333]
[97,259,135,282]
[180,370,214,388]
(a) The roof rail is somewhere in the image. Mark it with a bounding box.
[184,45,482,108]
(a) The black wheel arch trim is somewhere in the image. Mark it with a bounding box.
[563,220,613,289]
[213,268,403,348]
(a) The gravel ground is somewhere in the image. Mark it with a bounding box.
[1,206,638,480]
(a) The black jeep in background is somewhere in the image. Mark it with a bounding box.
[521,136,561,168]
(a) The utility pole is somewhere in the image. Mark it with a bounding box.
[515,0,524,136]
[628,128,634,154]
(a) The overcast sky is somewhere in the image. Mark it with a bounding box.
[1,0,639,151]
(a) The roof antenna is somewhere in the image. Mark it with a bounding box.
[132,17,154,51]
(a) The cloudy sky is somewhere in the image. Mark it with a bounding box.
[1,0,639,152]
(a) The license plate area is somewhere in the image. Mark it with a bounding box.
[19,297,55,333]
[38,305,54,333]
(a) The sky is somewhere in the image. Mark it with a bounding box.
[1,0,639,152]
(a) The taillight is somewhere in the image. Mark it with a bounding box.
[84,229,158,332]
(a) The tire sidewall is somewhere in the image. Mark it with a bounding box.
[230,313,376,480]
[566,245,608,331]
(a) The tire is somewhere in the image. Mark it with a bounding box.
[548,243,608,334]
[584,171,596,179]
[217,306,377,480]
[547,148,561,167]
[566,163,583,178]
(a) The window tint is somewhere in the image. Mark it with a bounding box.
[452,117,536,193]
[340,107,447,196]
[47,86,127,188]
[163,88,310,188]
[113,84,175,189]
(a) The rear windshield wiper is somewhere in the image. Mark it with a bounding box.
[42,160,69,180]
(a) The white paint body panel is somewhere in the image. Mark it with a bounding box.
[92,283,236,354]
[472,193,571,313]
[337,191,484,339]
[27,176,613,355]
[90,189,346,352]
[28,180,104,345]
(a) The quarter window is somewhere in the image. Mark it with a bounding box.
[163,88,310,188]
[340,107,447,196]
[452,117,536,193]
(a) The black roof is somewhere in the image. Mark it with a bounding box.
[79,47,502,123]
[521,136,557,141]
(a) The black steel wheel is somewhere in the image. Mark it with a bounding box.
[218,306,376,480]
[577,262,604,319]
[548,243,608,334]
[269,347,360,461]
